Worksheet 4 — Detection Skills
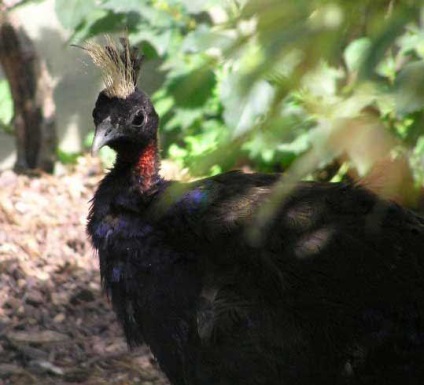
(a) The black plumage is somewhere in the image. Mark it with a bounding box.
[85,38,424,385]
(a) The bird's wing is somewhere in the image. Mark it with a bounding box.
[150,171,424,286]
[152,170,281,241]
[148,172,424,381]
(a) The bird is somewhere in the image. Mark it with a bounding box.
[84,37,424,385]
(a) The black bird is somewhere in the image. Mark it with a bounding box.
[85,37,424,385]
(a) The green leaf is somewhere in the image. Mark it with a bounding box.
[167,68,217,108]
[165,108,204,130]
[55,0,97,30]
[376,54,396,81]
[132,29,173,56]
[101,0,148,14]
[57,149,80,165]
[152,92,174,117]
[395,61,424,115]
[67,9,108,42]
[0,80,13,128]
[133,5,175,28]
[182,26,236,54]
[87,11,128,37]
[412,135,424,184]
[277,132,310,154]
[344,38,371,73]
[414,136,424,156]
[83,131,94,149]
[359,13,412,80]
[178,0,222,14]
[221,74,274,136]
[99,147,117,168]
[397,28,424,59]
[302,62,343,96]
[169,143,188,159]
[209,164,222,176]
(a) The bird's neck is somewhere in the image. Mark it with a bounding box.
[134,140,161,190]
[115,139,161,192]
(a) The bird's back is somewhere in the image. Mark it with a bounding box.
[89,169,424,384]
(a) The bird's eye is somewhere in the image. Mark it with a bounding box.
[132,112,145,127]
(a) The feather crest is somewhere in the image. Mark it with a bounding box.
[79,36,143,99]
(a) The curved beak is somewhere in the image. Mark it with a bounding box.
[91,117,114,156]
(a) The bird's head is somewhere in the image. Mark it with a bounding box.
[81,37,158,158]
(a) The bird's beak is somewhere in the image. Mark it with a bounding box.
[91,118,114,156]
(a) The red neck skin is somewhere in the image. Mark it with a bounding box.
[134,140,160,191]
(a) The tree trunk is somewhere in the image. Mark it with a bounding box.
[0,11,56,173]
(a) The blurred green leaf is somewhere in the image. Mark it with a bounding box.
[182,26,236,53]
[168,68,217,108]
[55,0,97,30]
[177,0,221,14]
[57,149,80,164]
[102,0,148,14]
[344,38,372,73]
[56,0,424,185]
[398,27,424,59]
[221,75,274,136]
[395,61,424,115]
[83,131,94,149]
[152,89,174,118]
[359,12,413,80]
[302,62,343,97]
[0,80,13,133]
[86,11,128,36]
[132,29,173,56]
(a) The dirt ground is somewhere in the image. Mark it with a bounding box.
[0,157,169,385]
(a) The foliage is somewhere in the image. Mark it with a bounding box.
[55,0,424,187]
[0,79,13,134]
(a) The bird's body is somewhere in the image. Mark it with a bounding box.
[85,38,424,385]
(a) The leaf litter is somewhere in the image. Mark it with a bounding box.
[0,156,168,385]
